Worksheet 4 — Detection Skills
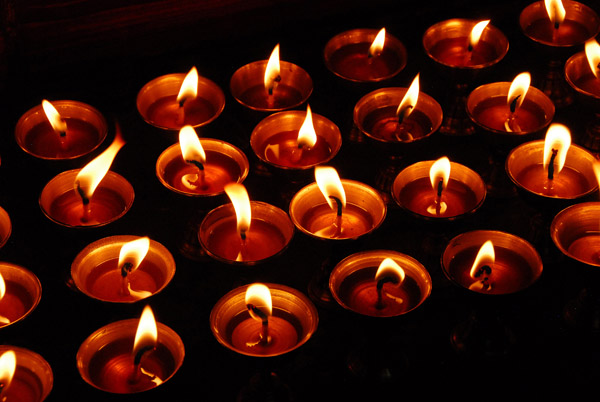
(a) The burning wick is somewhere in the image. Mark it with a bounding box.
[469,240,495,292]
[246,303,270,345]
[0,273,10,324]
[245,284,272,347]
[329,195,344,238]
[504,95,523,133]
[547,148,558,180]
[393,73,420,141]
[265,44,282,108]
[176,67,199,126]
[42,99,67,150]
[427,157,450,215]
[504,72,530,133]
[130,344,155,384]
[374,258,405,310]
[75,181,92,223]
[179,125,208,190]
[466,20,490,62]
[118,237,151,299]
[129,306,162,385]
[0,350,16,397]
[224,183,251,261]
[542,123,570,187]
[367,28,386,59]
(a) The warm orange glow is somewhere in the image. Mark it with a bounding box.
[429,156,451,192]
[118,237,150,274]
[507,72,531,111]
[297,104,317,148]
[469,20,490,50]
[375,258,405,285]
[224,183,251,236]
[75,131,125,201]
[0,350,16,391]
[0,273,5,301]
[179,125,206,164]
[176,67,199,105]
[42,99,67,135]
[315,166,346,211]
[594,160,600,187]
[369,28,386,56]
[545,0,566,27]
[264,44,281,94]
[469,240,495,280]
[396,73,420,121]
[133,305,158,357]
[245,283,273,320]
[543,123,571,176]
[585,38,600,79]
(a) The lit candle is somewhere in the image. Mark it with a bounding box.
[566,38,600,97]
[198,183,294,264]
[0,206,11,249]
[329,251,432,317]
[15,100,107,160]
[137,66,225,130]
[210,283,318,357]
[230,44,313,112]
[76,305,185,393]
[323,28,407,82]
[70,236,176,303]
[552,201,600,266]
[0,263,42,329]
[0,346,53,402]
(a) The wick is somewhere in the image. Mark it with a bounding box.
[435,178,444,215]
[329,195,343,238]
[375,276,399,309]
[246,304,270,345]
[509,95,521,114]
[472,264,492,291]
[185,159,207,189]
[130,345,155,384]
[75,181,91,223]
[547,148,558,180]
[176,97,187,125]
[179,97,187,108]
[397,106,413,126]
[0,381,7,396]
[120,262,133,296]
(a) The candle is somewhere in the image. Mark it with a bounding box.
[0,346,53,402]
[0,263,42,328]
[551,202,600,266]
[71,236,176,303]
[250,105,342,169]
[15,100,107,160]
[391,157,486,219]
[156,126,249,196]
[77,305,185,393]
[0,206,11,248]
[329,250,432,317]
[210,283,318,357]
[198,183,294,264]
[230,44,312,112]
[289,167,386,240]
[323,28,407,82]
[566,39,600,98]
[442,230,543,295]
[137,67,225,130]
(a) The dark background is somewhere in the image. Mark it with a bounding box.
[1,0,600,400]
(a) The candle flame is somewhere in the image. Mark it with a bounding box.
[118,237,150,275]
[396,73,420,122]
[42,99,67,135]
[179,125,206,164]
[176,67,199,105]
[0,273,5,301]
[543,123,571,176]
[507,72,531,112]
[245,283,273,320]
[297,104,317,148]
[585,39,600,79]
[375,258,405,285]
[264,44,281,95]
[133,305,158,358]
[369,28,386,57]
[469,240,495,280]
[0,350,16,392]
[469,20,490,50]
[75,129,125,201]
[429,156,451,192]
[545,0,566,28]
[315,166,346,211]
[594,160,600,188]
[224,183,251,237]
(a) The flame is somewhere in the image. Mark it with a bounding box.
[315,166,346,211]
[396,73,420,121]
[429,156,451,192]
[264,44,281,94]
[224,183,251,236]
[585,39,600,79]
[0,350,16,391]
[507,72,531,112]
[545,0,566,28]
[375,258,406,285]
[118,237,150,274]
[469,240,495,280]
[176,67,199,105]
[594,160,600,188]
[297,104,317,148]
[369,28,386,57]
[469,20,490,50]
[75,130,125,201]
[42,99,67,135]
[0,273,4,301]
[133,305,158,358]
[543,123,571,176]
[245,283,272,320]
[179,125,206,164]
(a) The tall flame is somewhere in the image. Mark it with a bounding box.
[543,123,571,176]
[396,73,420,122]
[245,283,272,320]
[429,156,451,192]
[315,166,346,211]
[179,125,206,164]
[176,67,199,105]
[507,72,531,112]
[594,160,600,187]
[0,273,5,301]
[264,44,281,95]
[469,20,490,50]
[0,350,16,392]
[469,240,495,280]
[75,130,125,201]
[118,237,150,274]
[224,183,251,236]
[369,28,386,57]
[297,104,317,148]
[545,0,566,28]
[133,305,158,358]
[585,38,600,79]
[375,258,405,285]
[42,99,67,135]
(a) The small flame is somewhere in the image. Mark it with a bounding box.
[469,240,495,280]
[369,28,386,57]
[0,350,16,392]
[543,123,571,176]
[429,156,451,192]
[245,283,272,320]
[133,305,158,358]
[545,0,566,28]
[179,125,206,164]
[264,44,281,95]
[585,38,600,79]
[0,273,5,300]
[176,67,199,105]
[396,73,420,122]
[42,99,67,135]
[297,104,317,148]
[469,20,490,50]
[315,166,346,211]
[118,237,150,275]
[594,160,600,187]
[224,183,251,236]
[75,130,125,201]
[375,258,406,285]
[507,72,531,112]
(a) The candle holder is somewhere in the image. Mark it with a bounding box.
[422,19,509,136]
[39,169,135,228]
[323,28,407,83]
[15,100,107,160]
[0,346,53,401]
[0,206,11,248]
[137,72,225,131]
[519,0,600,108]
[0,262,42,329]
[70,235,176,303]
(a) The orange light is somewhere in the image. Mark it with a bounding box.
[368,28,386,57]
[264,44,281,95]
[375,258,405,285]
[245,283,272,320]
[545,0,566,28]
[0,350,16,392]
[543,123,571,176]
[315,166,346,211]
[179,125,206,164]
[585,38,600,79]
[176,67,199,105]
[297,104,317,148]
[0,273,5,301]
[224,183,251,237]
[118,237,150,275]
[396,73,420,122]
[42,99,67,135]
[429,156,451,193]
[507,72,531,112]
[469,20,490,50]
[469,240,495,280]
[132,305,158,358]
